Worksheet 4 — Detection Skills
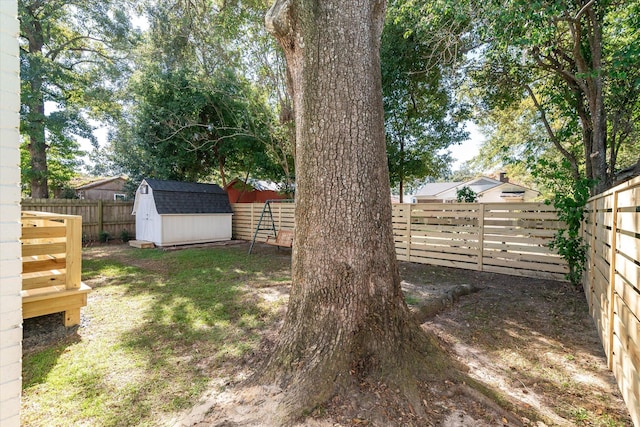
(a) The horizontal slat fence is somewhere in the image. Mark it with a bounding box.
[232,203,295,243]
[21,199,135,241]
[232,202,568,281]
[583,176,640,426]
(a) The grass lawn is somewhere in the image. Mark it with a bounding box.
[20,243,632,426]
[21,244,291,427]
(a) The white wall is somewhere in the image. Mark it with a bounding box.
[0,1,22,426]
[159,215,232,246]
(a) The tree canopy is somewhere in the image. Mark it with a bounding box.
[19,0,137,197]
[381,3,470,200]
[468,0,640,193]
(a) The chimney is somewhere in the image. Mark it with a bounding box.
[499,172,509,183]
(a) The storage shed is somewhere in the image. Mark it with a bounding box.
[132,179,233,246]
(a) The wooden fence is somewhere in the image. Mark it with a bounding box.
[582,176,640,426]
[232,202,295,243]
[21,199,135,241]
[232,202,568,281]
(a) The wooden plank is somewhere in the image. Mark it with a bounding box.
[612,334,640,427]
[617,232,640,262]
[617,211,640,234]
[410,244,479,256]
[594,253,611,282]
[22,256,66,274]
[482,249,564,264]
[409,255,478,271]
[590,291,610,352]
[22,242,66,257]
[482,265,566,281]
[481,257,568,274]
[481,227,558,237]
[615,275,640,321]
[22,271,67,290]
[616,255,640,292]
[22,285,90,320]
[410,222,480,232]
[483,230,558,241]
[408,249,478,263]
[65,216,82,289]
[483,211,560,220]
[617,186,640,209]
[484,202,553,211]
[614,295,640,372]
[483,242,558,256]
[21,225,66,240]
[129,240,155,249]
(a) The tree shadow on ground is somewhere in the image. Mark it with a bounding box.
[416,266,631,426]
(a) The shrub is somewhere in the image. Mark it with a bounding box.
[120,229,131,242]
[99,231,110,243]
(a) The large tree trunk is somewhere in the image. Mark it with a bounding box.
[24,9,49,198]
[262,0,452,420]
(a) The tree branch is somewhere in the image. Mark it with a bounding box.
[524,84,581,181]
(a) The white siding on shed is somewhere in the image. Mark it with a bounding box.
[0,2,22,426]
[160,214,232,246]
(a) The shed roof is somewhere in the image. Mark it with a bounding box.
[143,179,233,215]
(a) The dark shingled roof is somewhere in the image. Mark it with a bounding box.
[144,179,233,215]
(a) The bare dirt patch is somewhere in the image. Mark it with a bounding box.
[183,254,631,426]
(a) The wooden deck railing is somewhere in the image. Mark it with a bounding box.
[21,211,90,326]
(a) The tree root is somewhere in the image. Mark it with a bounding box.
[409,283,480,323]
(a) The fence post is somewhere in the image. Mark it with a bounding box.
[97,199,103,234]
[478,204,485,272]
[587,202,597,309]
[606,191,618,369]
[405,204,411,261]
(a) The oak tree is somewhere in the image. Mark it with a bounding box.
[19,0,135,197]
[261,0,455,421]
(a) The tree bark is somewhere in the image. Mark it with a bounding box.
[262,0,453,421]
[23,5,49,198]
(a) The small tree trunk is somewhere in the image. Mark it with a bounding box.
[262,0,453,420]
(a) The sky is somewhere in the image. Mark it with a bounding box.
[448,121,484,170]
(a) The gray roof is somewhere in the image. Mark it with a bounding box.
[414,182,463,197]
[144,179,233,215]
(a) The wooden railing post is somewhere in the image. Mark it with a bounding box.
[65,215,82,290]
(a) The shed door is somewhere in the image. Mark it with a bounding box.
[136,195,156,242]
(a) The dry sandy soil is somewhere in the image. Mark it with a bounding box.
[176,245,632,427]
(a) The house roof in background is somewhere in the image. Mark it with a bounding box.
[75,176,126,190]
[413,176,538,200]
[413,182,463,196]
[226,178,282,192]
[143,179,233,215]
